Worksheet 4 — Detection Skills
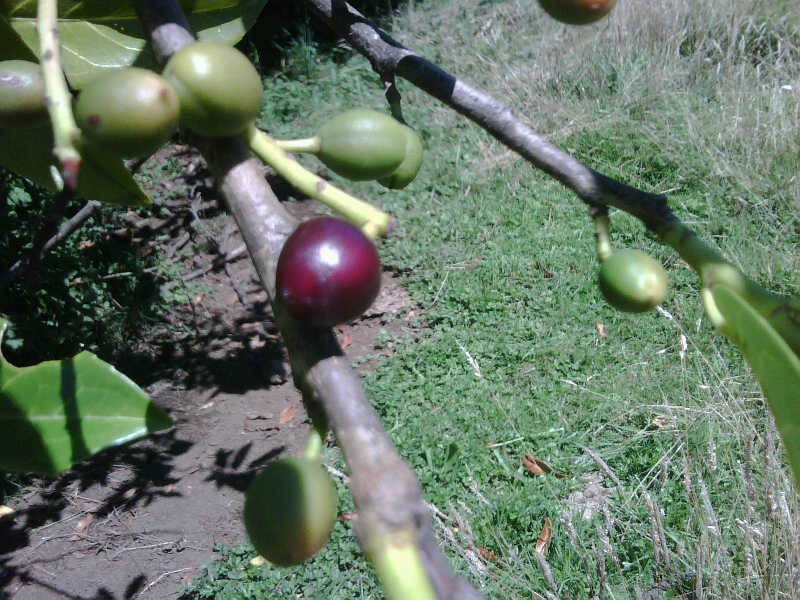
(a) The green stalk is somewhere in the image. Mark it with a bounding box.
[591,207,613,263]
[660,219,800,355]
[275,137,322,154]
[37,0,82,191]
[368,532,437,600]
[247,126,392,238]
[659,220,728,281]
[303,426,325,462]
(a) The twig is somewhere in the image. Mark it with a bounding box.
[0,200,100,290]
[37,0,81,190]
[136,567,193,597]
[224,259,252,309]
[181,243,247,281]
[580,445,623,494]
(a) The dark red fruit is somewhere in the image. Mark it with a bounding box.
[276,217,381,327]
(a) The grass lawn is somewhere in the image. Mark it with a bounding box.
[185,0,800,597]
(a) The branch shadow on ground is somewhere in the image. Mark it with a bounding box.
[0,428,190,598]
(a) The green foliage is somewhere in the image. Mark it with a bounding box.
[0,316,172,476]
[0,123,151,206]
[0,0,270,89]
[711,284,800,483]
[0,170,167,362]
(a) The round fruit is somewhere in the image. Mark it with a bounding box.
[74,67,179,158]
[244,457,337,566]
[598,249,668,313]
[162,42,263,137]
[378,125,424,189]
[0,60,47,128]
[316,109,408,181]
[276,216,381,327]
[537,0,617,26]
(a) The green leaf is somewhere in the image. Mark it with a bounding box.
[1,0,270,89]
[0,125,151,206]
[711,284,800,484]
[0,317,172,476]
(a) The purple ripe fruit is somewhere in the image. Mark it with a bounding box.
[276,217,381,327]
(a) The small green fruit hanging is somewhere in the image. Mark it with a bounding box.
[162,42,263,137]
[74,67,180,159]
[280,108,409,181]
[244,457,337,566]
[598,249,668,313]
[378,124,424,189]
[0,60,47,128]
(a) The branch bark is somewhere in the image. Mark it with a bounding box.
[302,0,677,233]
[133,3,484,598]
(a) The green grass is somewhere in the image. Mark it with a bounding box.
[185,0,800,598]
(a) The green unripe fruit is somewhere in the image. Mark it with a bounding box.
[163,42,263,137]
[74,67,179,159]
[0,60,47,128]
[244,457,337,566]
[316,109,408,181]
[598,249,668,313]
[378,125,424,189]
[538,0,617,26]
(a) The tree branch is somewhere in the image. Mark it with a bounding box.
[133,2,484,598]
[302,0,676,233]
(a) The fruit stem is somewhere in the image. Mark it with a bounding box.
[658,220,729,283]
[591,206,613,263]
[247,126,392,238]
[274,136,322,154]
[661,219,800,356]
[303,426,325,462]
[368,532,437,600]
[37,0,82,192]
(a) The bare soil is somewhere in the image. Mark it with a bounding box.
[0,145,414,600]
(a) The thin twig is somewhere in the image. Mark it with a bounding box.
[37,0,82,190]
[580,445,624,493]
[181,243,247,281]
[136,567,193,597]
[0,200,100,290]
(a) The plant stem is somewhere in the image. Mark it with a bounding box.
[37,0,82,192]
[591,206,612,263]
[247,126,392,238]
[275,137,322,154]
[369,532,438,600]
[303,426,325,461]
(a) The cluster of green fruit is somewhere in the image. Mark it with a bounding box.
[0,42,262,158]
[0,45,423,192]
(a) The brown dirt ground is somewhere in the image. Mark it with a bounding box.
[0,145,414,600]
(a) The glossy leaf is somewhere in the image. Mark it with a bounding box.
[0,124,150,206]
[711,284,800,483]
[1,0,269,89]
[0,317,172,476]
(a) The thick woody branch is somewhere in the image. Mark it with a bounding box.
[302,0,676,234]
[133,2,482,598]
